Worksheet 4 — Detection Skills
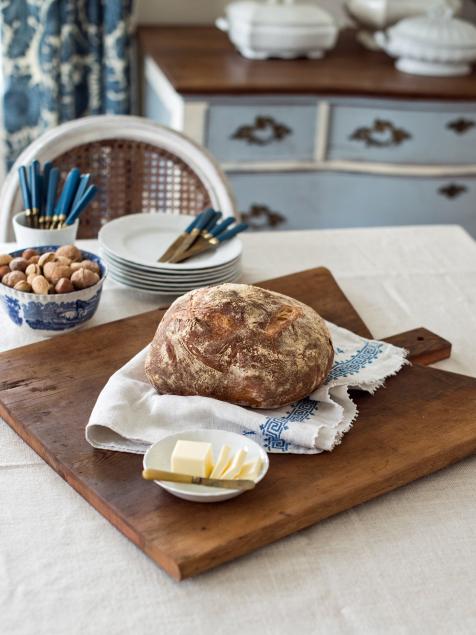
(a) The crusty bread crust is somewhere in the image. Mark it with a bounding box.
[145,283,334,409]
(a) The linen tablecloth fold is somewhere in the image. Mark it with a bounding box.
[86,323,407,454]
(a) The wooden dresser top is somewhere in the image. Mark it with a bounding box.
[138,26,476,101]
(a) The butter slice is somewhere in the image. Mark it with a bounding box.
[221,448,248,480]
[170,440,213,477]
[210,444,232,478]
[239,458,262,482]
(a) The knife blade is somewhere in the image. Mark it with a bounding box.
[165,207,216,261]
[142,468,255,490]
[170,222,248,264]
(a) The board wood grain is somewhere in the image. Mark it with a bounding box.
[0,267,473,581]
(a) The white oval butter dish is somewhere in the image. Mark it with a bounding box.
[143,429,269,503]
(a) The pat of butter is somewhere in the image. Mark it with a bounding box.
[210,444,231,478]
[170,440,213,478]
[239,458,262,482]
[222,448,248,480]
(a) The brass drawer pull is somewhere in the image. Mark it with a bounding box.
[350,118,412,148]
[446,118,475,135]
[241,204,286,228]
[231,116,291,146]
[438,183,468,199]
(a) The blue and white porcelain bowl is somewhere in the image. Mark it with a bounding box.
[0,246,107,336]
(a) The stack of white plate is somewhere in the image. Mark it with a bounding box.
[98,213,242,295]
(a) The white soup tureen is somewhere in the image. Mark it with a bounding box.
[375,8,476,76]
[216,0,339,60]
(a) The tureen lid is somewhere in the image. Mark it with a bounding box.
[388,8,476,49]
[226,0,336,27]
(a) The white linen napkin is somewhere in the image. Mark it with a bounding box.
[86,323,407,455]
[86,322,407,454]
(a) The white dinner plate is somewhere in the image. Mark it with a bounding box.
[143,429,269,503]
[106,262,241,287]
[99,213,242,271]
[105,260,240,286]
[101,248,241,281]
[108,267,241,293]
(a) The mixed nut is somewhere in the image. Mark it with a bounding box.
[0,245,101,295]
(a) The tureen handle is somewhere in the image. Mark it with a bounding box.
[215,17,229,32]
[374,31,388,50]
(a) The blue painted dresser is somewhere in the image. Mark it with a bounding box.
[139,26,476,235]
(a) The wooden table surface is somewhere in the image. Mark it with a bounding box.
[138,26,476,100]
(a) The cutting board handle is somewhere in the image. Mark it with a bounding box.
[383,327,451,366]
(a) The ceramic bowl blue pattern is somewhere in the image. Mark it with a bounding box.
[0,246,107,336]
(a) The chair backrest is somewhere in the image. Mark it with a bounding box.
[0,115,236,241]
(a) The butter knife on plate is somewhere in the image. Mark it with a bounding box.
[142,468,255,490]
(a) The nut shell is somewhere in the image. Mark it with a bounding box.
[22,248,39,260]
[0,265,10,279]
[9,257,28,272]
[78,259,100,274]
[14,280,32,293]
[55,278,74,294]
[28,255,40,264]
[2,271,27,287]
[43,262,72,285]
[31,275,50,295]
[38,252,56,268]
[25,263,41,277]
[71,268,99,289]
[0,254,12,266]
[55,245,81,262]
[53,255,72,266]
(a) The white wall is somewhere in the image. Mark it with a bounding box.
[134,0,350,25]
[134,0,475,25]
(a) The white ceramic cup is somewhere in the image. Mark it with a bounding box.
[13,212,79,247]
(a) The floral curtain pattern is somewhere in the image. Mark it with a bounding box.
[0,0,133,167]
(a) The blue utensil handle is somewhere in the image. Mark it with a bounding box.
[42,161,53,206]
[195,208,215,231]
[71,174,90,212]
[210,217,235,237]
[59,168,81,216]
[185,213,203,233]
[18,166,32,210]
[45,168,60,217]
[64,184,98,225]
[204,210,222,232]
[30,161,40,211]
[217,223,248,242]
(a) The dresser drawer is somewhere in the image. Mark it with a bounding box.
[230,171,476,235]
[206,103,317,163]
[327,105,476,165]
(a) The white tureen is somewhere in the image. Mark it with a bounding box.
[375,8,476,76]
[216,0,339,60]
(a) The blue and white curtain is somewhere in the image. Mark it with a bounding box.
[0,0,133,167]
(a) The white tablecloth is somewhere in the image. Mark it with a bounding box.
[1,225,475,635]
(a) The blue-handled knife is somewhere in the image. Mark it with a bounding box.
[170,221,248,263]
[163,208,216,262]
[18,166,33,227]
[30,161,41,228]
[63,184,98,226]
[158,212,204,263]
[53,167,81,228]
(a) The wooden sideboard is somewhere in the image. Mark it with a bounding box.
[138,26,476,235]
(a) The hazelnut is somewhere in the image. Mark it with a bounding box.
[38,252,56,268]
[55,278,74,294]
[0,254,12,266]
[25,263,41,277]
[43,262,72,285]
[28,255,40,264]
[71,268,99,289]
[9,257,28,272]
[53,255,72,266]
[78,259,100,274]
[0,265,9,279]
[55,244,81,262]
[27,273,38,285]
[2,271,26,287]
[22,248,39,260]
[14,280,32,293]
[31,275,50,295]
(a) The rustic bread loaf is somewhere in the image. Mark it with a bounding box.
[145,283,334,409]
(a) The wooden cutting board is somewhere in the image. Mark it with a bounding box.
[0,267,474,581]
